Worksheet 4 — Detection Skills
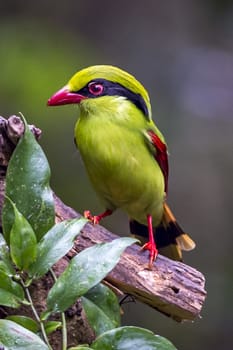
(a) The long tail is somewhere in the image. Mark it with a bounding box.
[129,203,195,261]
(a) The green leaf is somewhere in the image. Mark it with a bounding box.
[8,199,37,271]
[2,115,55,243]
[44,320,62,335]
[92,326,177,350]
[0,233,15,275]
[28,218,87,278]
[82,283,120,336]
[0,319,49,349]
[46,237,137,314]
[6,315,39,333]
[0,271,24,308]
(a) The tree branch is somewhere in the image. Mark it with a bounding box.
[0,115,206,326]
[54,194,206,322]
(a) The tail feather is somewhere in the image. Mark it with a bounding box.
[129,203,195,261]
[163,203,195,251]
[176,234,196,251]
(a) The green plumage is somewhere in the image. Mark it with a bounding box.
[75,94,165,226]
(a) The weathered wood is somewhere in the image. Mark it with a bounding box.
[54,194,206,322]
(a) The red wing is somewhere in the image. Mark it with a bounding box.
[147,130,169,193]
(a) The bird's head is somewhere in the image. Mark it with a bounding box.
[47,65,152,120]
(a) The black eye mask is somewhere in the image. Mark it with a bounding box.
[75,78,149,117]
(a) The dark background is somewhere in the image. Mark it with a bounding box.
[0,1,232,349]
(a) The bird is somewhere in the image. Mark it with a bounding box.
[47,65,195,267]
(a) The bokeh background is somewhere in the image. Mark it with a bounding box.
[1,1,232,349]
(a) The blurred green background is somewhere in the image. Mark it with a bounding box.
[0,1,232,349]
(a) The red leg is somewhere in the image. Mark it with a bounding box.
[84,209,113,225]
[141,214,158,267]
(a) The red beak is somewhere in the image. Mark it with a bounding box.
[47,86,86,106]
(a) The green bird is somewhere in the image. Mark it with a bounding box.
[47,65,195,267]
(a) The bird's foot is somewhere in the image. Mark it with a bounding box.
[141,241,158,268]
[84,210,100,225]
[84,209,113,225]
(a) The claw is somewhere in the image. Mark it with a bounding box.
[84,210,100,224]
[141,241,158,268]
[84,209,113,225]
[84,210,92,221]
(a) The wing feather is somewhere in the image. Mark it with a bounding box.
[147,129,169,193]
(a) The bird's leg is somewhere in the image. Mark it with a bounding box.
[84,209,113,225]
[141,214,158,268]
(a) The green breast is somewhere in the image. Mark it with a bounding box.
[75,105,165,225]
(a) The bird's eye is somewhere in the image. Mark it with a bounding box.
[88,82,104,96]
